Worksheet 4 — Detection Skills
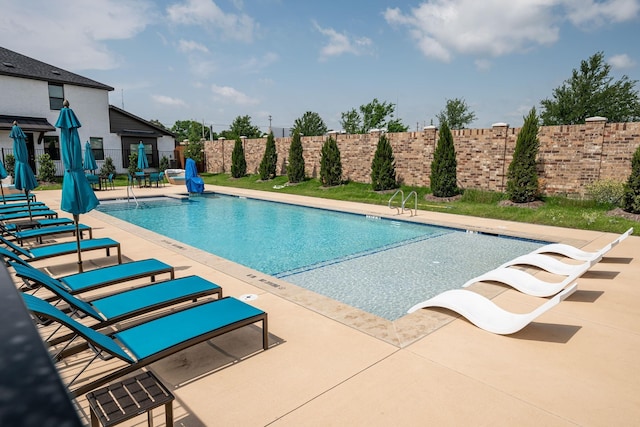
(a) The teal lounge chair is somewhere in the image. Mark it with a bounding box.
[0,193,36,202]
[22,293,268,397]
[9,255,174,295]
[3,223,93,245]
[0,209,58,221]
[0,235,121,264]
[3,218,74,232]
[0,201,46,212]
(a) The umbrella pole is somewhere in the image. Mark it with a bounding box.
[25,190,32,220]
[0,180,5,204]
[74,214,83,273]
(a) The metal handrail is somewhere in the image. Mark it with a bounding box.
[126,180,139,207]
[388,189,404,214]
[402,191,418,217]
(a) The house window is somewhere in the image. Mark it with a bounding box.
[43,136,60,160]
[48,83,64,110]
[90,137,104,160]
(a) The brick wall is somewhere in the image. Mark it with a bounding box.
[204,119,640,196]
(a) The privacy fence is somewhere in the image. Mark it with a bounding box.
[204,117,640,196]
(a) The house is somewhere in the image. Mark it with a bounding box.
[0,46,175,176]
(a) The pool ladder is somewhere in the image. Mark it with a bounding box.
[126,183,140,207]
[388,189,417,216]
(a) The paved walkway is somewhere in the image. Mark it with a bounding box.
[28,184,640,426]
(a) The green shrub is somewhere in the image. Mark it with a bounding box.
[507,107,540,203]
[99,156,117,178]
[231,137,247,178]
[127,152,138,177]
[370,133,398,191]
[586,179,624,205]
[320,136,342,186]
[4,154,15,178]
[430,121,459,197]
[37,153,56,183]
[259,131,277,180]
[623,144,640,214]
[287,130,305,183]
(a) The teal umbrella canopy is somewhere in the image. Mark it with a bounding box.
[10,124,38,192]
[56,102,99,272]
[0,160,7,180]
[83,141,98,173]
[137,142,149,169]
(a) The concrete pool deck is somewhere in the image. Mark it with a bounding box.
[24,185,640,426]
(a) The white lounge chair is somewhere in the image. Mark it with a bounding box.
[407,283,577,334]
[531,227,633,262]
[497,253,591,276]
[461,259,595,297]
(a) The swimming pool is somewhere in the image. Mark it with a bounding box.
[98,194,545,320]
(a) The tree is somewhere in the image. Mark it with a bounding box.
[287,130,305,183]
[386,118,409,133]
[127,152,138,177]
[231,137,247,178]
[370,133,398,191]
[259,131,277,180]
[507,107,540,203]
[436,98,477,129]
[37,153,56,183]
[540,52,640,125]
[340,109,361,134]
[622,144,640,214]
[184,141,204,163]
[429,121,459,197]
[292,111,328,136]
[159,156,170,172]
[149,119,168,130]
[171,120,214,143]
[5,154,15,178]
[340,98,408,133]
[320,136,342,186]
[221,115,261,140]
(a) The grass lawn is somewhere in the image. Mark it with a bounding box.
[35,173,637,234]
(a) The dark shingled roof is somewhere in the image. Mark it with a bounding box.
[0,46,114,91]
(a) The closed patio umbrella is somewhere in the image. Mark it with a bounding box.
[83,141,98,174]
[137,142,149,170]
[56,100,99,273]
[0,158,8,204]
[185,157,204,194]
[10,122,38,219]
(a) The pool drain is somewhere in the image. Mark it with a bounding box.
[239,294,258,302]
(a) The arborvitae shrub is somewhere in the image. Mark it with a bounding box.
[259,131,277,180]
[507,107,540,203]
[623,144,640,213]
[430,121,459,197]
[320,136,342,187]
[231,137,247,178]
[100,156,117,177]
[370,133,398,191]
[287,130,305,183]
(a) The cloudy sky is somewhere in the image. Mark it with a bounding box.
[1,0,639,133]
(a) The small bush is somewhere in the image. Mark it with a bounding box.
[287,130,305,183]
[100,156,117,178]
[320,136,342,187]
[586,179,624,205]
[37,153,56,183]
[259,131,277,180]
[4,154,15,178]
[159,156,169,172]
[370,133,398,191]
[127,152,138,177]
[623,144,640,214]
[231,137,247,178]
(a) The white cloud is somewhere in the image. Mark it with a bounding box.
[177,39,210,53]
[210,84,259,106]
[313,21,373,60]
[0,0,152,70]
[384,1,559,62]
[152,95,187,106]
[384,0,639,62]
[563,0,640,28]
[475,59,492,71]
[609,53,636,69]
[240,52,279,72]
[166,0,256,42]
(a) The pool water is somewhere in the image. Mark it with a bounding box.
[98,195,545,320]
